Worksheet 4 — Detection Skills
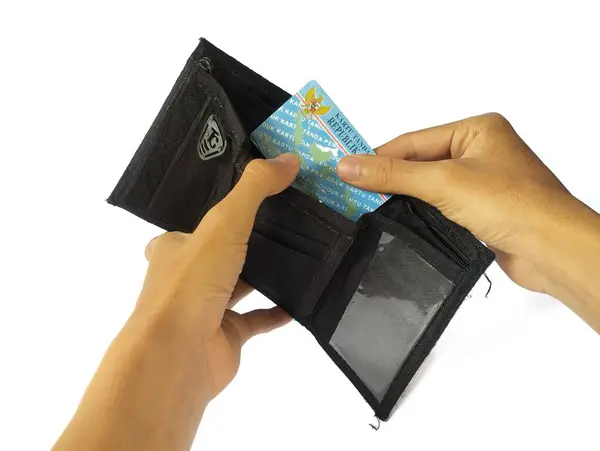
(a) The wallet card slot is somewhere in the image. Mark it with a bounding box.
[256,191,347,248]
[242,230,322,318]
[275,185,357,240]
[248,189,356,319]
[253,217,330,259]
[245,209,354,319]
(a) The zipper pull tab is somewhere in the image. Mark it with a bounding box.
[197,57,213,73]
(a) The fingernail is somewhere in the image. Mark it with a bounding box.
[272,152,300,169]
[337,156,361,181]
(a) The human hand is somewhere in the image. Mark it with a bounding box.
[137,153,300,400]
[337,113,600,331]
[53,154,301,451]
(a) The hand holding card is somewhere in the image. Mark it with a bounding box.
[251,80,390,222]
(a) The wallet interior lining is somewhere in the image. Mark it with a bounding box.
[244,191,356,319]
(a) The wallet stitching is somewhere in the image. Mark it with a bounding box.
[218,73,278,110]
[278,196,339,235]
[275,194,350,240]
[254,216,332,253]
[296,246,338,314]
[215,69,281,111]
[252,197,355,316]
[309,218,372,327]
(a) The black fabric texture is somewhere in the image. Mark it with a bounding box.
[107,38,495,421]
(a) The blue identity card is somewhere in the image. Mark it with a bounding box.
[250,80,390,222]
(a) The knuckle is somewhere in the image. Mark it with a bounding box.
[144,234,163,259]
[244,159,272,180]
[482,112,511,127]
[375,158,397,187]
[396,133,418,159]
[239,159,276,194]
[164,231,188,245]
[145,231,187,258]
[433,161,459,185]
[203,203,230,228]
[148,233,166,247]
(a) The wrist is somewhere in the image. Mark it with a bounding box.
[56,308,213,451]
[532,196,600,330]
[527,193,596,264]
[132,288,216,340]
[124,305,214,401]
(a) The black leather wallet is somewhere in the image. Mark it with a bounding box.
[107,38,495,421]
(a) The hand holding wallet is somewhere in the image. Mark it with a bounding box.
[107,38,495,421]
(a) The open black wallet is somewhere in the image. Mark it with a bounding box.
[107,38,495,421]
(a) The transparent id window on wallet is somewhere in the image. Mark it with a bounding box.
[330,232,455,400]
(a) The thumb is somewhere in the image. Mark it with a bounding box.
[193,152,300,242]
[181,153,300,308]
[337,154,458,206]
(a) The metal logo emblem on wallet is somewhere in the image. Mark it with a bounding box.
[198,115,227,161]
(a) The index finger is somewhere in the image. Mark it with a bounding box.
[375,115,482,161]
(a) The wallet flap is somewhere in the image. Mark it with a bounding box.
[107,53,249,232]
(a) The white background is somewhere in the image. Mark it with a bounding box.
[1,1,599,450]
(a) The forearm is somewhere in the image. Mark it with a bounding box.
[536,198,600,333]
[53,309,211,451]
